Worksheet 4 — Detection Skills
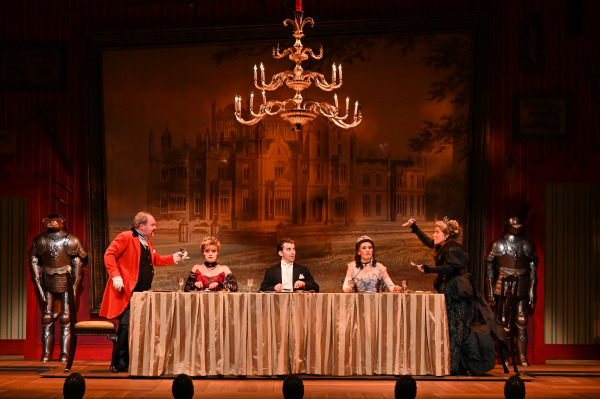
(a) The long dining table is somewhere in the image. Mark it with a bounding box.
[128,291,450,377]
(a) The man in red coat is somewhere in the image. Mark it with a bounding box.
[99,211,187,372]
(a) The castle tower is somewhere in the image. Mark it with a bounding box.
[161,124,171,149]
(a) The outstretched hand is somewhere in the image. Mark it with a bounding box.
[402,218,416,227]
[173,251,190,263]
[410,261,425,273]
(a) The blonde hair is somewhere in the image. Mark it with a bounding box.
[435,217,460,239]
[200,236,221,253]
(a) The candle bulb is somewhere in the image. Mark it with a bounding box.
[339,64,342,81]
[332,63,336,83]
[260,63,265,82]
[354,101,358,117]
[334,93,339,108]
[262,90,267,104]
[254,65,257,82]
[235,96,239,112]
[346,97,349,114]
[250,92,254,110]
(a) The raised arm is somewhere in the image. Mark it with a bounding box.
[409,222,434,249]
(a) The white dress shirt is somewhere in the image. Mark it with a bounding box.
[281,261,294,290]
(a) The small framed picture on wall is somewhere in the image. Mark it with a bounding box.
[513,92,570,140]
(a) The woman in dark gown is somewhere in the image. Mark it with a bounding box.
[184,236,238,292]
[406,217,475,375]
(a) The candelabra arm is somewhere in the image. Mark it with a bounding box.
[273,46,293,59]
[263,100,288,116]
[303,45,323,60]
[314,101,339,118]
[235,111,265,126]
[255,71,288,91]
[311,72,343,91]
[330,114,363,129]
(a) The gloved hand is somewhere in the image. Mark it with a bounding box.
[112,276,124,291]
[173,251,190,263]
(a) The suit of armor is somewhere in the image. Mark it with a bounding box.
[485,217,538,366]
[28,215,87,362]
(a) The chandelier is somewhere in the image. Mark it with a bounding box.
[234,0,362,129]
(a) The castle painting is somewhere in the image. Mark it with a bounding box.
[147,110,426,240]
[102,30,472,292]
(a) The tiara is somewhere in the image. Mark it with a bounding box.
[357,235,372,243]
[202,235,218,242]
[439,217,460,236]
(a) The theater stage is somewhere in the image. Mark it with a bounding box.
[1,358,599,398]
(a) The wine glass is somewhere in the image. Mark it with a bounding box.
[246,278,254,292]
[401,279,408,293]
[178,277,185,292]
[348,278,356,292]
[179,247,188,263]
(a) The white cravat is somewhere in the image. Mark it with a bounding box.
[281,261,294,290]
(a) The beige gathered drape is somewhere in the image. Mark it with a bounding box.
[129,292,450,377]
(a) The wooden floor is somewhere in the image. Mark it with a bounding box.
[1,359,599,398]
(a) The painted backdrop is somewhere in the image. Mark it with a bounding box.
[102,29,472,292]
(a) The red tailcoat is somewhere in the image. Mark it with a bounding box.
[99,230,174,319]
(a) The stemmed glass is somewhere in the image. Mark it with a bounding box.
[348,278,356,292]
[246,278,254,292]
[401,279,408,293]
[178,277,185,292]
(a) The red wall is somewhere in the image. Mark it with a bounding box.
[1,0,598,363]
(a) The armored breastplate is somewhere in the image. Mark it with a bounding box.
[496,235,536,269]
[34,231,73,269]
[32,231,72,293]
[492,235,535,297]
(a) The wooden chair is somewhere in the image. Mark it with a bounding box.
[64,320,118,372]
[64,273,118,372]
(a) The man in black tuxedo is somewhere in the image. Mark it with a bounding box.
[259,238,319,292]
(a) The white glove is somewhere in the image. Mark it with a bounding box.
[174,251,190,263]
[112,276,124,291]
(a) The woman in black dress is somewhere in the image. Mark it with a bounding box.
[406,217,475,375]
